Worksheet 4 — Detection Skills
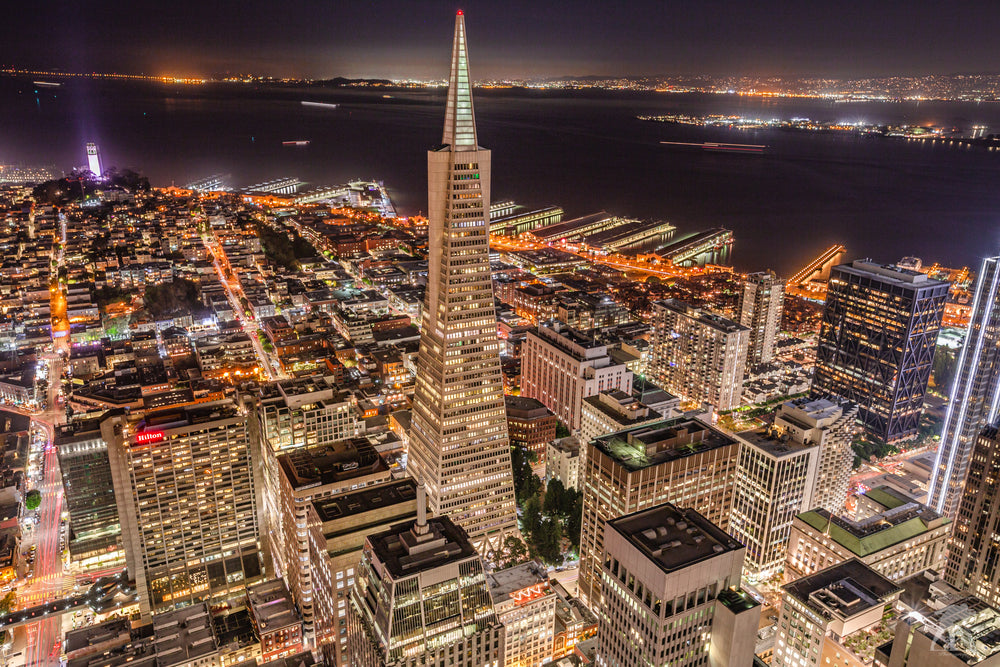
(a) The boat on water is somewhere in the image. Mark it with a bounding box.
[33,81,61,87]
[301,101,339,109]
[660,140,767,153]
[282,140,311,146]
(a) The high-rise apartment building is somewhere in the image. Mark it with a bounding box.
[649,299,749,412]
[248,378,360,576]
[521,322,633,430]
[307,478,418,666]
[813,260,948,445]
[772,397,858,513]
[597,504,761,667]
[346,485,506,666]
[739,271,784,369]
[488,562,556,667]
[786,503,951,583]
[578,417,741,609]
[405,10,518,554]
[945,424,1000,606]
[929,257,1000,516]
[579,389,665,445]
[729,427,818,581]
[56,417,125,572]
[276,438,393,644]
[104,401,261,618]
[773,559,901,667]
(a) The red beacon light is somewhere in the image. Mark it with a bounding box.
[457,9,463,15]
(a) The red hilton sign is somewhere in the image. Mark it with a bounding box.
[135,430,165,444]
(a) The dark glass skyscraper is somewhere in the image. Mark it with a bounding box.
[812,260,948,445]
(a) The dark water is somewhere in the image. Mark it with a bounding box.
[4,76,1000,275]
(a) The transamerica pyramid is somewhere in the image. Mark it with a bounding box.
[405,10,519,555]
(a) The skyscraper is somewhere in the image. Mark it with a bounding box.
[104,401,261,618]
[578,417,741,610]
[346,486,506,667]
[86,142,102,177]
[929,256,1000,516]
[406,11,518,553]
[812,260,948,445]
[739,271,784,369]
[945,424,1000,606]
[597,504,760,667]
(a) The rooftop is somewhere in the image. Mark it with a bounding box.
[278,437,387,490]
[608,504,743,573]
[152,603,218,667]
[654,299,748,334]
[861,485,914,512]
[737,427,816,458]
[488,561,551,603]
[136,400,240,437]
[783,558,901,622]
[247,579,300,632]
[836,260,950,291]
[591,417,739,472]
[313,478,417,528]
[797,503,950,557]
[912,596,1000,664]
[368,513,478,580]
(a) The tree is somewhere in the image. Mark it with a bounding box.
[497,535,530,569]
[511,444,540,505]
[0,592,15,615]
[535,518,563,565]
[544,478,566,516]
[521,495,542,539]
[24,489,41,511]
[555,421,571,439]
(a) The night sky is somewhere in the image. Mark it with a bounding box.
[9,0,1000,80]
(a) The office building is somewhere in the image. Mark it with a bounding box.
[104,401,261,618]
[739,271,785,369]
[546,436,581,491]
[929,257,1000,516]
[729,427,819,581]
[521,321,633,430]
[649,299,749,412]
[579,389,663,445]
[772,397,859,513]
[578,417,740,609]
[56,417,125,572]
[505,395,558,460]
[876,596,1000,667]
[488,562,556,667]
[406,10,518,554]
[551,581,598,660]
[346,484,506,666]
[786,503,951,583]
[276,438,392,644]
[945,424,1000,607]
[773,559,901,667]
[597,504,761,667]
[307,478,418,665]
[813,260,948,445]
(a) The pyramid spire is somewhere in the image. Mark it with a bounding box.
[442,10,478,149]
